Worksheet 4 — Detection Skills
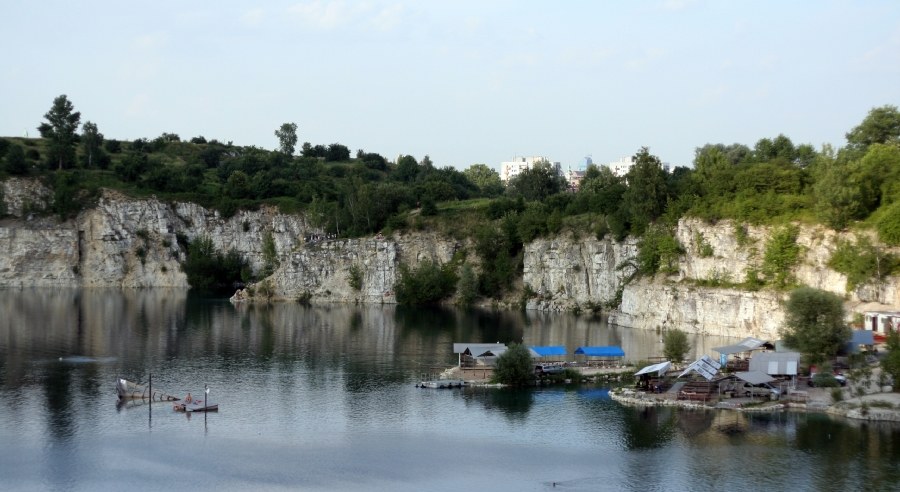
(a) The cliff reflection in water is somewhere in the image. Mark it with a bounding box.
[2,288,900,490]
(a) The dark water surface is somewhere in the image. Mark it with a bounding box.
[1,289,899,491]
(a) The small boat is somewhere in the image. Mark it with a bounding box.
[116,378,180,401]
[416,379,466,389]
[173,399,218,412]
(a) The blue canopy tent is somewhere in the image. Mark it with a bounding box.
[575,346,625,367]
[846,330,875,354]
[528,346,567,358]
[575,346,625,357]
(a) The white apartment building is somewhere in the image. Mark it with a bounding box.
[500,156,561,183]
[605,155,672,177]
[606,156,635,177]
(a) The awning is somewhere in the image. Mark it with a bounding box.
[575,346,625,357]
[635,361,671,377]
[712,337,769,356]
[528,346,567,357]
[735,371,775,385]
[851,330,875,345]
[678,355,721,380]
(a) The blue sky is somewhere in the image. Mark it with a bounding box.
[2,1,898,170]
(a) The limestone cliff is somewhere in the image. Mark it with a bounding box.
[0,180,459,302]
[525,218,900,339]
[2,178,899,340]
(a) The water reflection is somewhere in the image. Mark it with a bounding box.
[2,288,900,490]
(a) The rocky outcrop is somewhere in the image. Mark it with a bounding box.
[0,181,460,301]
[523,235,638,310]
[268,232,462,303]
[2,178,899,339]
[523,218,900,337]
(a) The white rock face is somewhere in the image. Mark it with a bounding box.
[3,179,899,339]
[271,232,462,303]
[523,235,638,311]
[0,183,461,301]
[524,218,900,337]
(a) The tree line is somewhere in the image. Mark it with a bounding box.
[1,95,899,304]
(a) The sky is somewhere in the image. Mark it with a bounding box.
[2,1,899,171]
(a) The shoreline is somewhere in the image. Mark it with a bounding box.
[608,387,900,422]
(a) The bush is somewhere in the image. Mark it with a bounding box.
[182,236,249,293]
[663,329,691,363]
[828,235,898,291]
[493,343,534,387]
[394,260,458,305]
[761,225,801,288]
[782,287,848,364]
[637,226,683,275]
[347,264,363,291]
[456,263,477,307]
[877,201,900,246]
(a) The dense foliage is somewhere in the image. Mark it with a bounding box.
[3,97,900,299]
[663,329,691,364]
[493,343,535,386]
[781,287,850,364]
[394,261,458,305]
[182,236,249,294]
[828,236,899,291]
[880,332,900,387]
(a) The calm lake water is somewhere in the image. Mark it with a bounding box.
[1,288,899,491]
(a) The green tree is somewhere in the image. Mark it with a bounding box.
[494,343,534,386]
[622,147,668,234]
[80,121,105,168]
[781,287,850,365]
[261,230,279,277]
[394,260,457,305]
[38,94,81,170]
[463,163,503,197]
[879,332,900,388]
[636,225,682,275]
[347,264,363,291]
[761,225,801,288]
[394,155,419,182]
[506,160,564,202]
[813,160,862,230]
[275,122,298,155]
[663,329,691,364]
[456,263,477,307]
[828,236,898,291]
[846,105,900,151]
[3,144,28,175]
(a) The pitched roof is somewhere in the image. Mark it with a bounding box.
[528,346,567,357]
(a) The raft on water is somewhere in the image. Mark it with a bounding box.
[115,378,180,401]
[416,379,466,389]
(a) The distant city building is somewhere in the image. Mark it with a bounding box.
[606,156,634,177]
[604,155,672,177]
[564,168,586,192]
[499,156,561,183]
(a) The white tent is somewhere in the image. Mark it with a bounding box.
[635,361,671,377]
[678,355,721,381]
